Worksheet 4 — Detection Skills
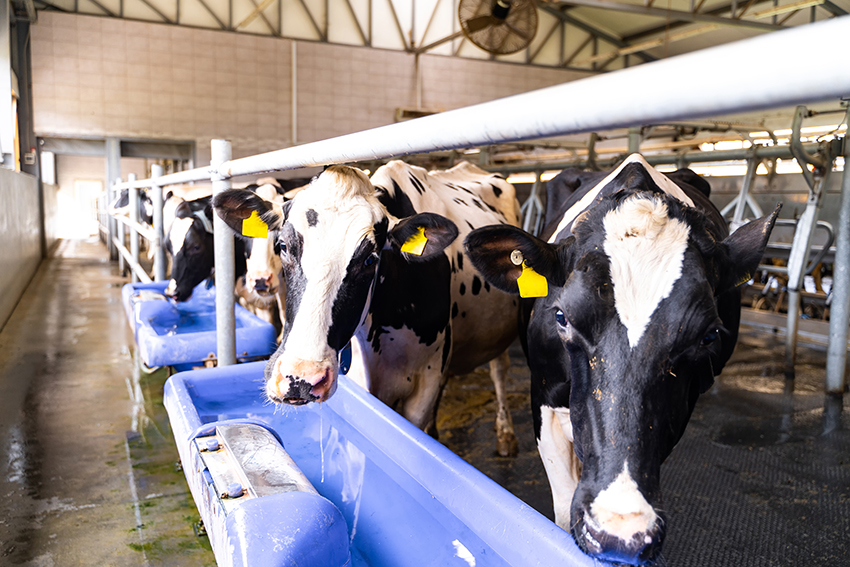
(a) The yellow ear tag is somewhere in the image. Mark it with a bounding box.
[400,226,428,256]
[517,261,548,298]
[242,210,268,238]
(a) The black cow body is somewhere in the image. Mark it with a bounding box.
[465,154,779,565]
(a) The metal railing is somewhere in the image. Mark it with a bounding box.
[103,16,850,402]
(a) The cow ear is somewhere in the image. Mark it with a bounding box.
[464,225,564,296]
[718,203,782,293]
[174,200,193,219]
[389,213,459,262]
[213,188,283,238]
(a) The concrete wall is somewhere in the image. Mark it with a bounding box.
[0,169,41,331]
[29,12,592,168]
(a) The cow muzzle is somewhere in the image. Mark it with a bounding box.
[266,358,337,405]
[572,503,664,566]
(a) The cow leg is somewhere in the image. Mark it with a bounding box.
[397,353,447,439]
[537,405,582,531]
[490,349,518,457]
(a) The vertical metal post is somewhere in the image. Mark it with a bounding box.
[730,156,760,232]
[784,170,830,381]
[785,105,833,382]
[212,139,236,366]
[291,41,298,146]
[825,134,850,399]
[105,138,121,261]
[0,0,13,168]
[628,127,641,155]
[116,177,127,275]
[128,173,140,283]
[151,165,167,282]
[521,171,544,236]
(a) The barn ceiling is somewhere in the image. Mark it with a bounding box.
[23,0,850,74]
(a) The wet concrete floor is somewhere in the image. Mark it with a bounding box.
[0,239,214,566]
[1,238,848,566]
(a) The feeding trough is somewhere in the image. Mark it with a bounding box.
[163,361,596,567]
[122,281,277,371]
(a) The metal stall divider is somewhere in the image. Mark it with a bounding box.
[110,16,850,391]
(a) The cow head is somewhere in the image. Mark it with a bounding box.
[238,184,286,309]
[164,197,215,302]
[466,177,779,565]
[214,165,458,405]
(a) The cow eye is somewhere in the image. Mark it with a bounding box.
[701,329,719,346]
[364,253,378,267]
[555,309,568,327]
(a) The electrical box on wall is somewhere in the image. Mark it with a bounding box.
[394,107,440,122]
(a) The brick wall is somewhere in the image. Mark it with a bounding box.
[31,12,591,170]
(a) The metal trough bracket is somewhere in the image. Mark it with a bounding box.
[193,424,318,515]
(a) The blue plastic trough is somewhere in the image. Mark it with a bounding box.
[121,281,277,370]
[163,362,597,567]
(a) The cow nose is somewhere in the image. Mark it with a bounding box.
[267,360,337,405]
[253,278,268,292]
[574,506,664,566]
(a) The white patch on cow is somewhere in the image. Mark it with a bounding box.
[589,461,657,542]
[168,216,194,253]
[547,153,694,244]
[452,540,476,567]
[537,405,581,530]
[603,196,690,347]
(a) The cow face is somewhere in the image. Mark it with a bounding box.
[239,185,285,309]
[164,198,215,302]
[214,165,458,406]
[466,182,779,565]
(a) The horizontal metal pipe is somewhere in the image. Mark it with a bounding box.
[112,214,157,242]
[111,237,153,283]
[113,166,213,191]
[220,18,850,178]
[482,142,821,175]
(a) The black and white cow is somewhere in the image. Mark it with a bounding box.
[109,187,154,226]
[164,195,247,302]
[465,154,780,564]
[236,183,287,336]
[214,160,522,455]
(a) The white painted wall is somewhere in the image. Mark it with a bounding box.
[0,170,41,331]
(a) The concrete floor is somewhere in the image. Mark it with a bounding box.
[0,239,214,566]
[1,238,848,566]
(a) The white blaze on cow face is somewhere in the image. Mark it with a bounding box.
[168,216,194,255]
[603,196,690,348]
[268,166,386,403]
[588,461,657,543]
[547,153,694,244]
